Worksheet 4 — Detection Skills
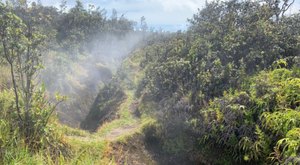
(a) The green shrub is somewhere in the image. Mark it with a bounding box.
[0,89,70,163]
[274,128,300,164]
[192,67,300,164]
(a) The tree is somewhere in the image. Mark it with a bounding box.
[265,0,295,22]
[59,0,67,13]
[0,3,26,123]
[140,16,148,32]
[0,2,59,145]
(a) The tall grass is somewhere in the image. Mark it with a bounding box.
[0,90,70,164]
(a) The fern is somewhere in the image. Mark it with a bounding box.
[261,110,300,136]
[275,128,300,163]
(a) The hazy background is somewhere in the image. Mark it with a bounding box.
[40,31,144,126]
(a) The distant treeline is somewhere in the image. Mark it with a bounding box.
[7,0,148,55]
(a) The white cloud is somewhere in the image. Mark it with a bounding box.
[152,0,205,12]
[289,0,300,14]
[38,0,61,7]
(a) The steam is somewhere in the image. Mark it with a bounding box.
[41,32,144,127]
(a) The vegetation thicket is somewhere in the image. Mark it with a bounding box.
[0,0,139,163]
[120,0,300,164]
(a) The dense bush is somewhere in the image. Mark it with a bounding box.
[133,0,300,164]
[191,67,300,164]
[0,89,69,163]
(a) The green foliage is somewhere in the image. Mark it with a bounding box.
[190,68,300,164]
[0,2,70,163]
[0,90,69,163]
[81,83,125,131]
[262,110,300,136]
[273,59,288,69]
[0,64,11,91]
[55,1,135,55]
[239,126,271,162]
[273,128,300,164]
[142,120,161,144]
[131,1,300,163]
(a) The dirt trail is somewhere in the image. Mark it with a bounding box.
[66,89,141,142]
[103,124,140,141]
[65,122,140,141]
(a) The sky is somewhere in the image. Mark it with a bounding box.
[34,0,300,32]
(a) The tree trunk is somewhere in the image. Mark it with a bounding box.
[9,62,23,123]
